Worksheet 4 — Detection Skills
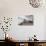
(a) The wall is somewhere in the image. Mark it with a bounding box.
[0,0,46,40]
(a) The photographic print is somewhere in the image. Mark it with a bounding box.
[18,15,33,26]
